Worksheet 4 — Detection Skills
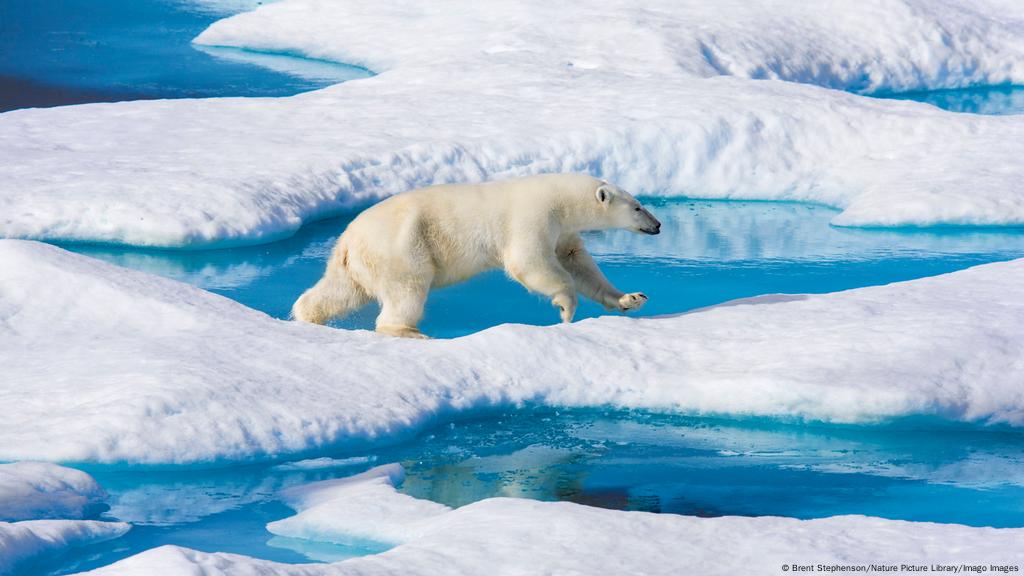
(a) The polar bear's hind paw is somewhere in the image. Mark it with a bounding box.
[377,325,431,339]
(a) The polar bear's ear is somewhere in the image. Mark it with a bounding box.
[595,184,613,206]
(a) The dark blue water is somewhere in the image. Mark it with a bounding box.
[62,199,1024,338]
[876,85,1024,115]
[25,408,1024,575]
[0,0,370,111]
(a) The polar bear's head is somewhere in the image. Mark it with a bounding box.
[595,183,661,235]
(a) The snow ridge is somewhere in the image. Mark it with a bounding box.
[3,1,1024,247]
[0,462,108,522]
[0,520,130,575]
[3,240,1023,464]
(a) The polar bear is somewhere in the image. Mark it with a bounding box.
[292,173,661,338]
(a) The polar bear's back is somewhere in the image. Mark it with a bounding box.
[360,173,602,231]
[339,174,603,287]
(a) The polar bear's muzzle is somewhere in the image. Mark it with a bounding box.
[639,209,661,235]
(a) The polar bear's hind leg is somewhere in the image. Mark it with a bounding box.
[374,278,432,339]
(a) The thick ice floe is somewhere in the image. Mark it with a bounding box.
[0,462,108,521]
[0,463,127,574]
[267,464,449,545]
[198,0,1024,90]
[2,239,1022,464]
[3,1,1024,247]
[0,520,130,575]
[83,464,1024,575]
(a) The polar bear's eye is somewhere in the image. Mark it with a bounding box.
[634,207,641,212]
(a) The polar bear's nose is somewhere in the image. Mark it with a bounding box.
[645,211,661,234]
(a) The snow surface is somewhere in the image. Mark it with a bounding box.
[0,462,108,522]
[0,520,130,575]
[4,1,1024,247]
[82,464,1024,575]
[267,464,449,545]
[0,463,126,574]
[2,239,1023,464]
[197,0,1024,91]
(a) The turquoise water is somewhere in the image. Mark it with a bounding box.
[0,0,369,111]
[877,85,1024,115]
[64,199,1024,338]
[25,409,1024,575]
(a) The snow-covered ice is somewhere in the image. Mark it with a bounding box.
[267,464,449,545]
[3,1,1024,247]
[2,239,1022,464]
[197,0,1024,91]
[0,520,130,575]
[0,463,127,574]
[0,462,108,521]
[81,464,1024,576]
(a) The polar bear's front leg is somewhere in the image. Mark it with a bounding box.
[557,235,648,313]
[616,292,648,311]
[505,251,578,323]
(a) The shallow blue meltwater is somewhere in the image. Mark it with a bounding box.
[879,85,1024,115]
[65,199,1024,338]
[31,199,1024,574]
[29,410,1024,575]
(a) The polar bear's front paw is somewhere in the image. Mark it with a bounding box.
[618,292,648,312]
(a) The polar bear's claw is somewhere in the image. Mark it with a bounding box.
[618,292,648,311]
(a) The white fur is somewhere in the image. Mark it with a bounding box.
[292,174,661,337]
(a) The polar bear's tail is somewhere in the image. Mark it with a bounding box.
[291,252,370,325]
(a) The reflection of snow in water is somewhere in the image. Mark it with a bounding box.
[104,474,283,525]
[272,456,378,472]
[196,45,371,83]
[590,200,1024,261]
[564,414,1024,493]
[795,452,1024,490]
[175,0,269,16]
